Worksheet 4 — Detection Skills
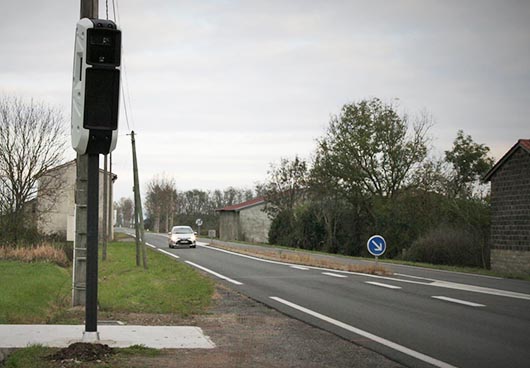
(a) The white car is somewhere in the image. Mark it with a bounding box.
[168,226,197,248]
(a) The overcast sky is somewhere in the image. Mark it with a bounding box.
[1,0,529,201]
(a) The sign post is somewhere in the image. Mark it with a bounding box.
[195,218,203,237]
[367,235,386,267]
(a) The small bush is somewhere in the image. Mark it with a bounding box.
[0,244,69,267]
[407,225,486,268]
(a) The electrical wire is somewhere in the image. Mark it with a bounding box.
[111,0,133,133]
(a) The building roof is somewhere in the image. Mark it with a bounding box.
[216,196,266,212]
[484,139,530,181]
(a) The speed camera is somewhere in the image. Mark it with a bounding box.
[71,18,121,155]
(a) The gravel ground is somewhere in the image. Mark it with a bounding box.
[123,284,403,368]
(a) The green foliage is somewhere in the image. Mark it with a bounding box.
[268,210,295,247]
[445,130,495,198]
[263,156,309,218]
[407,224,485,267]
[265,98,493,269]
[314,98,430,199]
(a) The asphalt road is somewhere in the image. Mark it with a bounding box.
[121,230,530,368]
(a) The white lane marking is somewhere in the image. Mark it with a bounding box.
[197,243,299,267]
[290,265,310,270]
[146,242,156,249]
[428,281,530,301]
[432,296,485,308]
[322,272,348,278]
[366,281,402,290]
[197,244,530,301]
[156,248,180,259]
[270,297,457,368]
[185,261,243,286]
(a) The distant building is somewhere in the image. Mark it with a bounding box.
[216,197,271,244]
[37,160,116,241]
[484,139,530,275]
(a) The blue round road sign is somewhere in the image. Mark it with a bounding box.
[367,235,386,257]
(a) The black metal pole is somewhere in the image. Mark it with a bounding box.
[86,153,99,332]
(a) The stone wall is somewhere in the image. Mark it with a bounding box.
[239,203,271,244]
[490,147,530,274]
[219,211,239,241]
[491,249,530,275]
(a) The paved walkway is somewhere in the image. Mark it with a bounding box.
[0,324,215,349]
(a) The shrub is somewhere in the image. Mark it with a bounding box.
[0,244,69,267]
[407,225,485,267]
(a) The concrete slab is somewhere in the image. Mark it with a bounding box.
[0,325,215,349]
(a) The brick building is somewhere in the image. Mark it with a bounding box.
[484,139,530,275]
[217,197,272,244]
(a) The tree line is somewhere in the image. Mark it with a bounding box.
[262,98,494,268]
[115,183,257,235]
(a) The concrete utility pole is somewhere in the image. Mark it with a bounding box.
[72,0,98,307]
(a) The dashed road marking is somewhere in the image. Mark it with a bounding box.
[322,272,348,278]
[432,296,485,307]
[366,281,402,289]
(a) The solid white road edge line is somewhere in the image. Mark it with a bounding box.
[269,296,458,368]
[365,281,402,289]
[156,247,180,259]
[322,272,348,278]
[431,296,485,307]
[197,244,530,301]
[185,261,243,286]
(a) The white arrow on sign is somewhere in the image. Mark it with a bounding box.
[371,239,383,251]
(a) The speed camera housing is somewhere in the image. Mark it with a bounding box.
[71,18,121,155]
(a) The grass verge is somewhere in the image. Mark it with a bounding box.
[0,241,214,324]
[3,344,161,368]
[0,261,71,324]
[98,242,214,315]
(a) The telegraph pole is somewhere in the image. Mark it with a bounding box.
[131,131,148,269]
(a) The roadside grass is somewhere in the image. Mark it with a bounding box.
[0,241,214,324]
[209,239,530,280]
[209,242,390,275]
[3,344,161,368]
[98,242,214,316]
[0,261,71,324]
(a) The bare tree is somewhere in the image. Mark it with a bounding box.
[0,96,67,244]
[116,197,134,227]
[145,175,176,233]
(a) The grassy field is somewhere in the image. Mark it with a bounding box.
[0,241,214,324]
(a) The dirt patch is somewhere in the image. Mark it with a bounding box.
[48,343,113,362]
